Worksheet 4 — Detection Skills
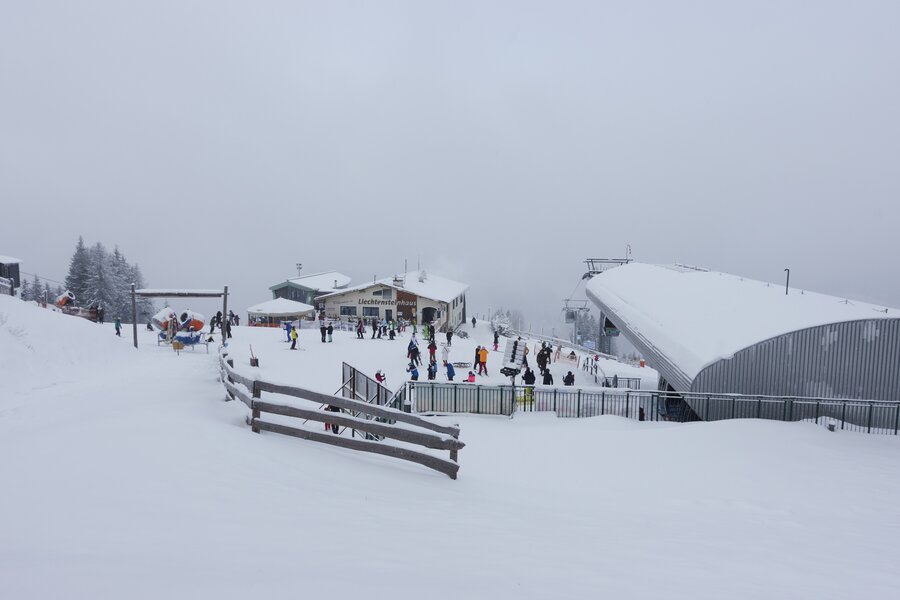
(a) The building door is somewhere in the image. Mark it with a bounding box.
[396,290,417,320]
[422,306,437,324]
[385,309,393,322]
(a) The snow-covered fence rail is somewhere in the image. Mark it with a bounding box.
[218,351,464,478]
[403,381,900,434]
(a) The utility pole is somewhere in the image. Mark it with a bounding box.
[131,283,138,349]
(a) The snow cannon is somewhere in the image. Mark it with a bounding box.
[56,290,76,308]
[179,310,205,332]
[172,330,205,346]
[151,307,177,331]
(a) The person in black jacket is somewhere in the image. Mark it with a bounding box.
[563,371,575,386]
[522,368,536,385]
[542,369,554,385]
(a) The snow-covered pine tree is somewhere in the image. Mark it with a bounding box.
[64,236,91,304]
[84,242,115,310]
[108,246,133,319]
[30,274,43,302]
[490,309,512,335]
[19,278,31,301]
[44,282,53,305]
[62,237,151,318]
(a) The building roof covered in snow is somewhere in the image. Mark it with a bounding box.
[0,256,23,264]
[316,271,468,304]
[270,271,351,293]
[585,262,900,401]
[246,298,315,317]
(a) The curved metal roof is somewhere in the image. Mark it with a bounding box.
[586,263,898,386]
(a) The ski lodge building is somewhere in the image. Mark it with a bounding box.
[269,271,351,306]
[0,256,22,296]
[317,270,468,331]
[585,262,900,404]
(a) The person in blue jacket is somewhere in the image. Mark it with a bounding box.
[446,362,456,381]
[406,361,419,381]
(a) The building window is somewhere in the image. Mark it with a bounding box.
[340,306,358,317]
[363,306,379,317]
[381,289,392,299]
[372,290,382,297]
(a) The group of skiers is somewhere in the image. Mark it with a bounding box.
[317,312,335,344]
[516,342,576,387]
[404,333,460,382]
[473,345,489,375]
[352,316,430,341]
[208,310,232,339]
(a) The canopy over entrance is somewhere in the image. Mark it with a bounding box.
[247,297,315,327]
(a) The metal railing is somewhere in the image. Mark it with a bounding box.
[400,382,517,416]
[338,363,396,439]
[508,328,619,362]
[597,376,641,389]
[397,381,900,435]
[0,277,13,296]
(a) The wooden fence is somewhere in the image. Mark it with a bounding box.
[218,350,464,479]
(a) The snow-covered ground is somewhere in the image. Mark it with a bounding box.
[223,319,656,394]
[2,295,900,599]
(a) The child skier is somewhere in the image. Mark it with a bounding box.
[407,362,419,381]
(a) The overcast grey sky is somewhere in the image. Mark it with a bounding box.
[2,0,898,330]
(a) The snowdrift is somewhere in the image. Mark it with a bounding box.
[0,295,135,394]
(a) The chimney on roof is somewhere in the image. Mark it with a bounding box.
[393,274,405,287]
[334,279,337,289]
[418,269,427,283]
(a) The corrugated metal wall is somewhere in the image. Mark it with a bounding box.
[693,319,900,401]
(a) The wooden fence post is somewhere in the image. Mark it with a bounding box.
[450,425,460,463]
[251,380,261,433]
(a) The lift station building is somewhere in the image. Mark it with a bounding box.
[586,263,900,403]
